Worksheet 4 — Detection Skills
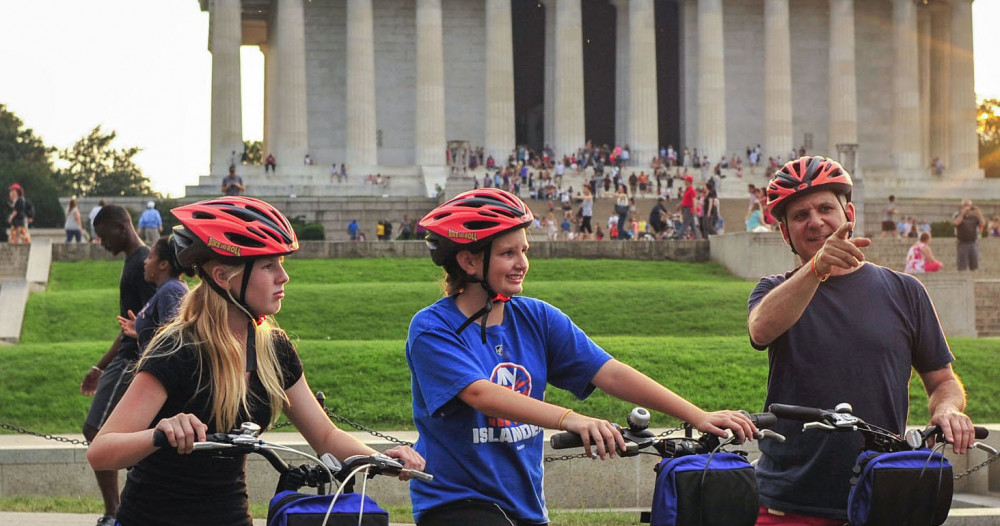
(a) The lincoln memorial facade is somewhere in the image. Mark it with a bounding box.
[198,0,982,195]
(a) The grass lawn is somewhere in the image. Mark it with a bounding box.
[2,259,998,434]
[2,257,998,521]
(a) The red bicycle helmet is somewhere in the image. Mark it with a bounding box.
[419,188,534,266]
[170,196,299,268]
[766,156,853,219]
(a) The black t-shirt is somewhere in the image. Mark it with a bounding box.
[116,332,304,526]
[10,196,26,227]
[119,246,156,361]
[956,213,981,243]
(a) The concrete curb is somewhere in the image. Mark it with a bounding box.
[0,279,29,344]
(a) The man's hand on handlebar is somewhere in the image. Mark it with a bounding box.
[154,413,208,455]
[561,412,628,460]
[929,408,977,454]
[691,410,758,445]
[381,445,426,481]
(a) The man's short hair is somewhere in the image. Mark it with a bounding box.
[93,204,133,228]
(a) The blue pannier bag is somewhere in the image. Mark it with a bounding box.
[648,452,758,526]
[267,490,389,526]
[847,449,953,526]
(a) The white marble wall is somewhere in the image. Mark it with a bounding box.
[855,0,896,170]
[301,0,485,167]
[284,0,932,174]
[677,0,895,168]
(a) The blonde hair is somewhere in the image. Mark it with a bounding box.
[138,261,289,432]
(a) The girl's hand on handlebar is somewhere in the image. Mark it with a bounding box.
[561,412,627,460]
[381,445,426,481]
[154,414,208,455]
[929,409,976,454]
[692,410,757,444]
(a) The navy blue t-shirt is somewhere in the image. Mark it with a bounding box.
[748,263,953,519]
[134,278,188,351]
[406,296,612,524]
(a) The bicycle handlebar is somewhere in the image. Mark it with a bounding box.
[768,402,991,453]
[768,403,826,422]
[152,428,433,483]
[549,408,780,457]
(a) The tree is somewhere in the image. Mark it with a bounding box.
[55,126,154,197]
[0,104,63,229]
[979,98,1000,178]
[243,139,263,165]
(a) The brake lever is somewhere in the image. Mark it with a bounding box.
[758,429,786,442]
[803,421,837,432]
[974,442,999,456]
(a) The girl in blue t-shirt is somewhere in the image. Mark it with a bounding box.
[117,238,191,351]
[408,188,757,525]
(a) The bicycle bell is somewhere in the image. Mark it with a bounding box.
[240,422,262,437]
[904,429,924,449]
[628,407,650,433]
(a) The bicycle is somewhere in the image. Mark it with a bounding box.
[769,402,996,526]
[153,422,432,526]
[550,407,783,526]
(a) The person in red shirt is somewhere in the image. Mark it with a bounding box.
[673,175,697,239]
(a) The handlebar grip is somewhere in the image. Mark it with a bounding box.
[750,412,777,429]
[152,429,169,448]
[769,404,826,422]
[550,431,584,450]
[975,426,989,440]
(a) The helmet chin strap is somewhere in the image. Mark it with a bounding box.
[196,260,261,372]
[455,244,510,344]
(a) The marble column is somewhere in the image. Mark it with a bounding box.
[929,3,950,167]
[919,8,931,169]
[209,0,243,176]
[346,0,378,167]
[764,0,792,162]
[415,0,447,167]
[697,0,726,162]
[949,0,979,178]
[891,0,921,173]
[627,0,659,166]
[552,0,586,160]
[544,1,555,152]
[275,0,309,169]
[613,0,630,150]
[828,0,858,152]
[262,43,277,160]
[484,0,516,163]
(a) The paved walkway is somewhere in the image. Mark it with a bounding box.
[0,513,414,526]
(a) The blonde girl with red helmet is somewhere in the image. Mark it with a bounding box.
[88,196,423,526]
[406,188,756,526]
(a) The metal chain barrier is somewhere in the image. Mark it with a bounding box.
[0,422,90,446]
[3,419,994,479]
[954,451,1000,480]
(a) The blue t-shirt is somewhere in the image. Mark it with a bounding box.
[134,278,188,351]
[748,263,953,519]
[137,208,162,228]
[406,296,612,524]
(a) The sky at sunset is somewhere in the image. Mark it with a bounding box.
[1,0,998,197]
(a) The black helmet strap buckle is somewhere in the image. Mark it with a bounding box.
[454,244,511,344]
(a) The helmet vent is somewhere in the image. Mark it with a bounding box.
[222,208,261,223]
[465,220,501,231]
[225,232,266,248]
[250,225,285,244]
[191,211,216,220]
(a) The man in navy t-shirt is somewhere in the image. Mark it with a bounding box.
[748,157,977,525]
